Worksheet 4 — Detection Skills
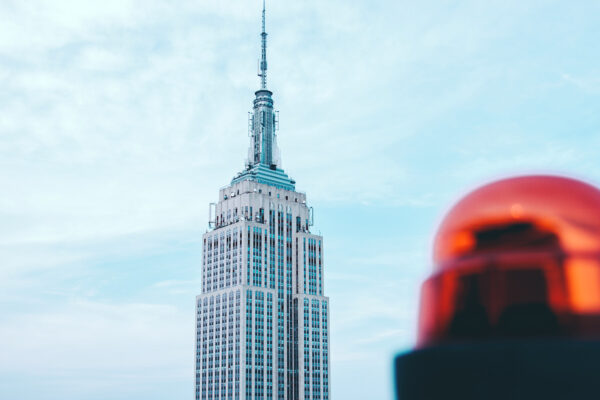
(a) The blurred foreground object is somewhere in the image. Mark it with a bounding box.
[395,175,600,400]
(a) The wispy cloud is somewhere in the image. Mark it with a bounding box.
[562,73,600,93]
[0,300,189,371]
[0,300,191,399]
[1,1,599,399]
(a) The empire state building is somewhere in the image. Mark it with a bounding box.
[195,3,331,400]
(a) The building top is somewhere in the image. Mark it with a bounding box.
[232,163,296,191]
[231,0,296,191]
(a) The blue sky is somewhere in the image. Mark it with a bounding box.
[1,0,599,399]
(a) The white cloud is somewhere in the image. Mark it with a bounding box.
[0,300,190,372]
[77,47,130,71]
[1,1,599,399]
[0,300,192,399]
[562,73,600,93]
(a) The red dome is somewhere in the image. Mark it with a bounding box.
[419,175,600,347]
[434,175,600,266]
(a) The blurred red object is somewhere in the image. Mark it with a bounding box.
[418,175,600,347]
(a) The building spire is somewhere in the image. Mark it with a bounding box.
[231,0,294,190]
[258,0,268,89]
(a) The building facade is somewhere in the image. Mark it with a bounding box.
[195,4,330,400]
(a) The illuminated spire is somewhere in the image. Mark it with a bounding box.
[258,0,268,89]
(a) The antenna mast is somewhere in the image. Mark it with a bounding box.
[258,0,268,89]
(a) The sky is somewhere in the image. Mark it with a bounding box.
[1,0,599,399]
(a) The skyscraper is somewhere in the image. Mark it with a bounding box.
[195,3,330,400]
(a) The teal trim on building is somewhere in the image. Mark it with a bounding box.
[232,164,296,191]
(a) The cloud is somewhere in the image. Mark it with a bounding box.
[0,300,191,399]
[1,1,600,400]
[562,73,600,93]
[0,300,190,372]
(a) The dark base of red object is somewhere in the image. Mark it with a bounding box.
[395,339,600,400]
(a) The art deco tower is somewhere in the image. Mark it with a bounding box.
[195,3,330,400]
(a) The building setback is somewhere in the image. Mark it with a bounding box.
[195,3,331,400]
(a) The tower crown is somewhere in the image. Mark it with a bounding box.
[232,0,295,191]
